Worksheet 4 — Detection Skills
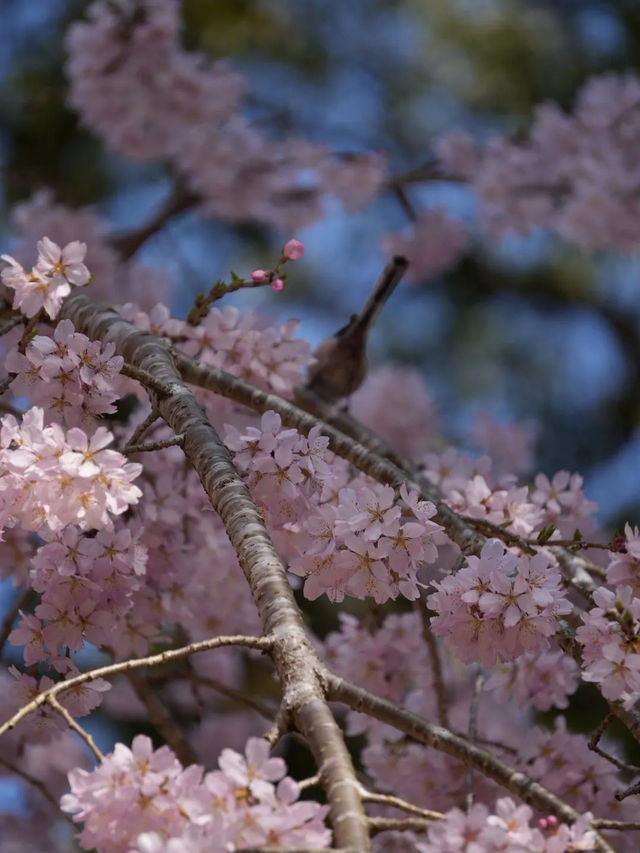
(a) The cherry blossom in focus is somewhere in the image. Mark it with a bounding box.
[61,735,330,853]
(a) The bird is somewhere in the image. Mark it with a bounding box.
[303,255,409,403]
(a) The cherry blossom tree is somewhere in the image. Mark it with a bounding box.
[3,2,640,852]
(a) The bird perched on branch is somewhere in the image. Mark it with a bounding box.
[303,255,409,403]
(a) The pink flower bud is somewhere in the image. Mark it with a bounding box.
[281,239,304,261]
[538,816,558,833]
[271,278,285,292]
[250,269,268,282]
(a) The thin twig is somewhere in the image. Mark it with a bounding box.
[392,184,418,223]
[298,773,321,791]
[616,778,640,801]
[418,592,448,727]
[120,362,174,397]
[358,785,444,820]
[124,408,160,449]
[47,695,104,762]
[17,310,43,354]
[0,634,272,737]
[124,433,184,454]
[186,275,278,326]
[592,819,640,830]
[263,705,291,748]
[587,713,637,773]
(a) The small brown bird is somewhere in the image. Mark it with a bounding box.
[304,255,409,402]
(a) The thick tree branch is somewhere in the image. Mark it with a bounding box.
[57,292,372,851]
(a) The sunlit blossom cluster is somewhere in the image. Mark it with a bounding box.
[6,318,123,427]
[427,539,572,665]
[8,189,170,307]
[424,446,599,541]
[61,735,331,853]
[1,236,90,319]
[10,523,147,668]
[0,408,142,536]
[121,302,312,398]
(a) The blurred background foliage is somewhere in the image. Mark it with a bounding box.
[2,0,640,530]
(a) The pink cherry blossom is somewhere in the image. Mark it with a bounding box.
[35,236,90,286]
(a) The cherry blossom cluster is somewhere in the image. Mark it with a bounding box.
[323,611,437,738]
[121,302,312,398]
[292,478,443,603]
[1,236,90,319]
[0,408,142,536]
[65,0,386,231]
[427,539,572,665]
[416,798,596,853]
[225,410,332,529]
[5,318,123,427]
[225,411,445,603]
[61,734,330,853]
[438,72,640,251]
[577,585,640,705]
[423,446,598,541]
[9,522,147,668]
[531,471,599,539]
[3,664,110,747]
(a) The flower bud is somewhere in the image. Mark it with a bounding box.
[281,238,304,261]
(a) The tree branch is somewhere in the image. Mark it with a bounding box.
[325,672,616,853]
[0,634,271,737]
[57,292,373,851]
